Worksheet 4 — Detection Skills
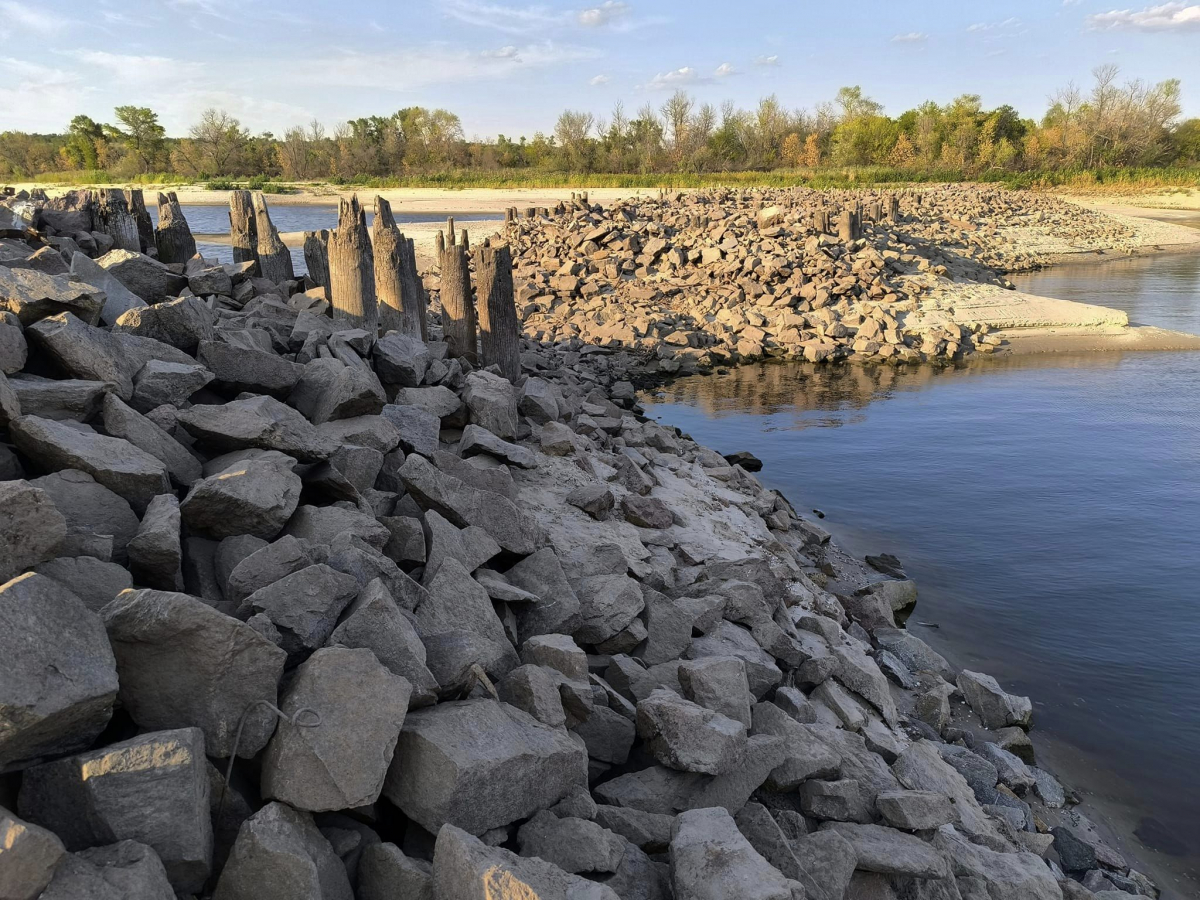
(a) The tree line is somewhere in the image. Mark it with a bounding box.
[1,66,1197,183]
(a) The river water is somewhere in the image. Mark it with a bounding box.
[641,251,1200,896]
[148,204,492,274]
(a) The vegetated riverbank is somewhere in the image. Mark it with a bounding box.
[2,186,1153,899]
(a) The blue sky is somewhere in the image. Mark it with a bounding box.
[1,0,1197,137]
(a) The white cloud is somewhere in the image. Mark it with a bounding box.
[483,45,522,58]
[755,54,780,66]
[0,57,89,131]
[0,2,74,33]
[442,1,571,33]
[589,73,611,85]
[68,50,205,84]
[891,31,928,43]
[967,17,1022,32]
[579,1,629,27]
[1087,3,1200,30]
[714,62,736,77]
[645,66,703,90]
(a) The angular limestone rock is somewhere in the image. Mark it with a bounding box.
[19,727,213,892]
[176,395,336,463]
[102,589,287,758]
[958,669,1033,730]
[262,647,411,812]
[0,573,118,770]
[383,699,587,835]
[636,689,746,776]
[517,810,627,874]
[213,802,353,900]
[669,807,794,900]
[11,416,170,514]
[0,804,66,900]
[432,824,620,900]
[0,480,66,583]
[29,468,139,563]
[239,564,360,662]
[37,841,174,900]
[180,452,302,541]
[126,494,183,591]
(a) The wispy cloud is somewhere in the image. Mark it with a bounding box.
[442,0,570,34]
[589,73,611,85]
[714,62,736,77]
[68,50,205,84]
[891,31,928,43]
[1087,3,1200,31]
[754,54,780,67]
[967,17,1022,32]
[0,2,74,33]
[0,57,89,131]
[578,1,628,27]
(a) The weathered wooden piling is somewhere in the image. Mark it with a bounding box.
[252,193,294,283]
[328,195,378,333]
[888,195,901,222]
[814,208,830,234]
[125,189,155,254]
[438,228,476,362]
[228,190,258,266]
[96,188,140,252]
[474,240,521,382]
[302,230,331,301]
[154,192,196,264]
[372,196,424,338]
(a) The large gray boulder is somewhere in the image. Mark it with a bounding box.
[226,535,310,603]
[176,395,337,462]
[8,377,108,421]
[517,810,627,874]
[399,454,544,555]
[574,574,645,645]
[213,802,353,900]
[198,340,302,398]
[126,494,183,590]
[372,332,429,387]
[70,250,146,324]
[11,416,170,514]
[685,621,782,699]
[37,841,174,900]
[383,699,587,835]
[669,807,795,900]
[415,557,519,679]
[462,370,519,439]
[432,824,620,900]
[505,548,583,640]
[29,468,139,563]
[637,689,746,775]
[0,266,104,325]
[285,504,390,550]
[678,657,752,727]
[239,564,360,662]
[180,451,302,540]
[0,480,66,582]
[102,589,287,758]
[96,249,186,303]
[357,843,431,900]
[24,312,133,399]
[19,727,213,892]
[958,669,1033,730]
[131,359,213,412]
[100,393,202,488]
[328,578,438,707]
[0,573,118,770]
[819,822,951,879]
[262,647,411,812]
[0,804,66,900]
[934,827,1062,900]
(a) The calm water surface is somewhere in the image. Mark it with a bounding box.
[642,252,1200,894]
[149,204,492,273]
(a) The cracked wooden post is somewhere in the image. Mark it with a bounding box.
[403,235,428,341]
[474,239,520,382]
[252,192,294,283]
[302,230,331,302]
[888,194,901,223]
[372,196,423,338]
[125,189,155,254]
[438,227,476,362]
[814,208,829,234]
[228,190,258,266]
[328,195,378,333]
[154,192,196,264]
[96,188,140,253]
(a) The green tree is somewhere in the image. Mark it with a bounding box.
[106,106,166,172]
[62,115,103,169]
